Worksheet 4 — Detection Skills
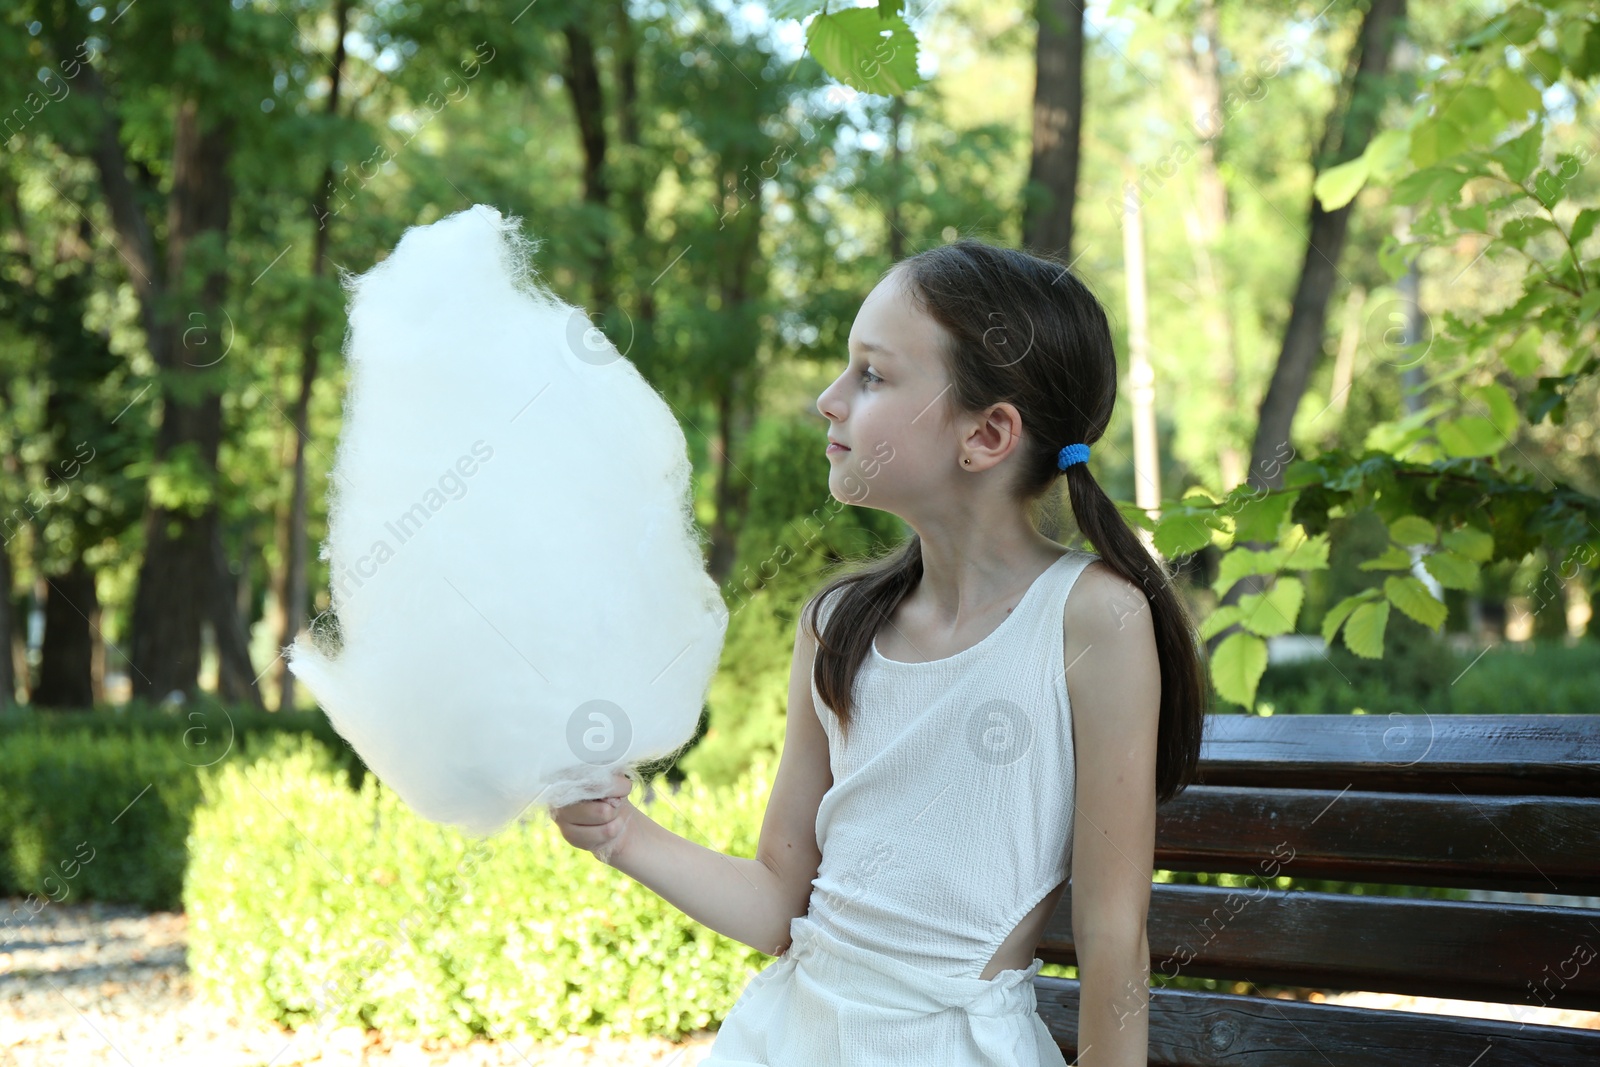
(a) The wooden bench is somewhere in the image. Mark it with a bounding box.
[1037,713,1600,1065]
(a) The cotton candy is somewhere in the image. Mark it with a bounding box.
[286,205,727,838]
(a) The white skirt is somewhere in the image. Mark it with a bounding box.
[702,914,1068,1066]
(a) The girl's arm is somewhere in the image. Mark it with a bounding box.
[1065,564,1161,1067]
[593,609,833,957]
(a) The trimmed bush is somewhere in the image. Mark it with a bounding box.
[0,700,365,784]
[0,700,363,910]
[185,731,779,1044]
[0,728,204,911]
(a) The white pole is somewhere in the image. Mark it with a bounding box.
[1122,167,1162,544]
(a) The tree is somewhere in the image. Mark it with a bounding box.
[1205,0,1409,662]
[1022,0,1087,260]
[8,2,265,703]
[1150,0,1600,707]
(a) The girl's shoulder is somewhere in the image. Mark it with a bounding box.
[1061,557,1157,676]
[1066,556,1149,621]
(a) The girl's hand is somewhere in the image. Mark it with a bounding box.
[549,770,636,865]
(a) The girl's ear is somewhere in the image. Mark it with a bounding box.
[963,402,1026,463]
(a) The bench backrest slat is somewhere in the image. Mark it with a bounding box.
[1155,785,1600,893]
[1195,713,1600,795]
[1044,883,1600,1009]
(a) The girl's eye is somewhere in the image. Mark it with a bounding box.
[860,367,883,385]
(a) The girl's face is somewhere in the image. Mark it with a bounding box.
[816,270,959,512]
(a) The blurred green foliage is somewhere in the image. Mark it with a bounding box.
[1254,626,1600,718]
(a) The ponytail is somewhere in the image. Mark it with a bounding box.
[1063,465,1209,803]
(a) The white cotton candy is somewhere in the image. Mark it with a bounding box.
[286,204,727,838]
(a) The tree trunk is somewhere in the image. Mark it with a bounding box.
[1210,0,1407,654]
[1022,0,1085,258]
[211,520,263,709]
[126,95,236,702]
[1246,0,1406,495]
[613,0,645,244]
[705,170,763,586]
[275,0,349,714]
[562,17,613,309]
[34,560,98,710]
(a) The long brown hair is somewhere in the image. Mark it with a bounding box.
[803,239,1209,805]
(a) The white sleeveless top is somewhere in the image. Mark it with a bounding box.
[704,548,1097,1066]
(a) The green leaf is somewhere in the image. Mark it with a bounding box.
[1198,604,1243,642]
[1314,154,1370,211]
[1436,416,1505,458]
[1442,525,1495,562]
[1440,86,1500,142]
[1281,458,1327,489]
[1233,490,1296,543]
[1526,48,1563,85]
[1360,544,1416,571]
[1529,381,1566,425]
[1343,600,1390,658]
[1365,128,1413,179]
[1211,632,1269,709]
[1572,208,1599,248]
[806,8,924,95]
[1320,591,1375,645]
[1557,18,1591,73]
[1501,215,1559,247]
[1211,546,1283,598]
[1490,67,1544,119]
[1532,168,1569,209]
[1450,202,1489,232]
[1579,290,1600,326]
[1465,382,1519,438]
[770,0,829,18]
[1579,25,1600,79]
[1279,529,1331,571]
[1378,232,1413,279]
[1491,124,1542,184]
[1153,512,1217,557]
[1388,515,1437,545]
[1559,352,1598,377]
[1461,11,1514,49]
[1384,575,1449,630]
[1392,165,1449,206]
[1115,500,1158,533]
[1500,4,1546,46]
[1237,577,1304,638]
[1409,120,1467,168]
[1422,549,1481,591]
[1501,327,1543,376]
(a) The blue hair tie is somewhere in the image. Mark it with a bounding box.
[1057,442,1090,471]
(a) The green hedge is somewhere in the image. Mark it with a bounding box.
[0,699,365,783]
[1255,627,1600,716]
[184,731,779,1044]
[0,701,361,912]
[0,728,203,910]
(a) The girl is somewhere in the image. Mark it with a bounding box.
[553,239,1210,1066]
